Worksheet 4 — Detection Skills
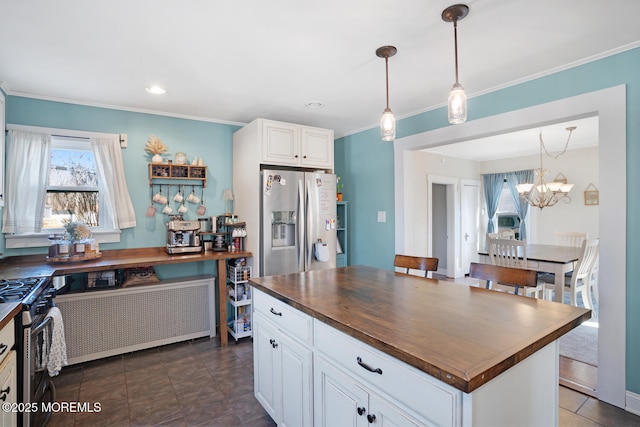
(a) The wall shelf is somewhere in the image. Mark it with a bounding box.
[149,163,207,187]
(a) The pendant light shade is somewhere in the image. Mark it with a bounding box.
[376,45,397,141]
[380,108,396,141]
[442,4,469,125]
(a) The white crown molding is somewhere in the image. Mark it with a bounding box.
[2,90,248,128]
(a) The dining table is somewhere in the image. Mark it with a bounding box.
[478,243,583,303]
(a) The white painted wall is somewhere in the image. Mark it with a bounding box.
[480,146,599,244]
[401,150,480,257]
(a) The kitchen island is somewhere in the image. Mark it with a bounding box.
[249,265,591,426]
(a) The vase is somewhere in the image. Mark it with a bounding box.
[152,154,163,163]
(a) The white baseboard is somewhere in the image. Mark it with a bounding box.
[627,390,640,416]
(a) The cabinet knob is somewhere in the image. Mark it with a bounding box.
[303,155,307,159]
[367,414,376,423]
[269,338,278,349]
[294,154,299,158]
[357,407,366,416]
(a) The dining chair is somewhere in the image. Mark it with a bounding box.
[555,231,589,247]
[486,237,543,298]
[544,238,599,309]
[393,254,439,278]
[469,262,539,297]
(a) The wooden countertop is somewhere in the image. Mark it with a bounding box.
[0,247,252,279]
[249,265,591,393]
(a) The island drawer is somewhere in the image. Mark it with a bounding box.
[253,289,313,345]
[315,321,461,427]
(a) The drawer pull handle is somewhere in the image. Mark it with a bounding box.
[0,343,7,356]
[357,407,366,416]
[0,386,10,401]
[367,414,376,423]
[270,307,282,316]
[357,357,383,375]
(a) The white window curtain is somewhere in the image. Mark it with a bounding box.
[2,130,51,233]
[91,137,137,229]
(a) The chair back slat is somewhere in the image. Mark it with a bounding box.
[556,231,589,248]
[469,262,538,293]
[487,237,527,268]
[394,255,439,277]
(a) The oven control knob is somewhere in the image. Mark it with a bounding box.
[36,302,49,315]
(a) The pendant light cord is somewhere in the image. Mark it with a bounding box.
[453,20,460,84]
[539,127,574,159]
[385,57,390,109]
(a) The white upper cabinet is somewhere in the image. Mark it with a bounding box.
[238,118,334,170]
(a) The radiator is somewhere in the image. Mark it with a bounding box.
[55,275,216,365]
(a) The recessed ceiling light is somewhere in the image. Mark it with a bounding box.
[305,101,324,109]
[146,86,166,95]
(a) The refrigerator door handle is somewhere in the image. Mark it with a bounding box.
[306,179,313,269]
[297,179,305,272]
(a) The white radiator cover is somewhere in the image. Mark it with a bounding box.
[56,275,216,365]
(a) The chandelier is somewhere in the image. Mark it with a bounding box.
[516,126,576,209]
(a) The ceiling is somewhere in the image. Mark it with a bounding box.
[1,1,639,139]
[423,116,599,161]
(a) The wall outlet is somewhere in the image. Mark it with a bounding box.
[377,211,386,222]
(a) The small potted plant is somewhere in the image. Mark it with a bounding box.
[336,176,344,201]
[145,134,169,163]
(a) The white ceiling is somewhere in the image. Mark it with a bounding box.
[1,0,639,139]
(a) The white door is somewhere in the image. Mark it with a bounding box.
[461,179,481,275]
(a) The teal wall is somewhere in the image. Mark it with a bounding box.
[335,47,640,393]
[3,96,242,277]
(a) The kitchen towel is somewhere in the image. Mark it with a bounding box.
[46,306,68,376]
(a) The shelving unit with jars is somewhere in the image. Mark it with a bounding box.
[227,262,252,341]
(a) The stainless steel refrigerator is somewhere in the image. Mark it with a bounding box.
[261,169,337,276]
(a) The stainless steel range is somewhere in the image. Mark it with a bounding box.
[0,277,57,427]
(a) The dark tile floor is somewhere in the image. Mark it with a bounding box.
[48,336,640,427]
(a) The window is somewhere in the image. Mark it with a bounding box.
[3,126,134,249]
[496,181,517,214]
[44,136,102,229]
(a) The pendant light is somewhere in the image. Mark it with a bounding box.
[376,45,397,141]
[442,4,469,124]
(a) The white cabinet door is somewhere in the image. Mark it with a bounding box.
[0,351,17,427]
[369,394,424,427]
[279,331,313,427]
[315,355,369,427]
[253,315,280,420]
[262,121,300,166]
[253,311,313,426]
[300,126,333,169]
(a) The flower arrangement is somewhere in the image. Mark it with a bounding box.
[144,135,169,155]
[64,222,92,242]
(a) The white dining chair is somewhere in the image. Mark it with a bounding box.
[544,238,599,309]
[555,231,589,247]
[487,237,543,298]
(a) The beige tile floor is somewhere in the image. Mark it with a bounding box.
[48,336,640,427]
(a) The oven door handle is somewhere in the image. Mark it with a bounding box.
[33,315,53,336]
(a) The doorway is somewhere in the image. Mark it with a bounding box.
[393,86,626,408]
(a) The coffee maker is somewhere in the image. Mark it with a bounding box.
[166,220,202,254]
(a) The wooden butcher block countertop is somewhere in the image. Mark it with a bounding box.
[249,265,591,393]
[0,246,252,279]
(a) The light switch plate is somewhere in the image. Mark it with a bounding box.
[377,211,386,222]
